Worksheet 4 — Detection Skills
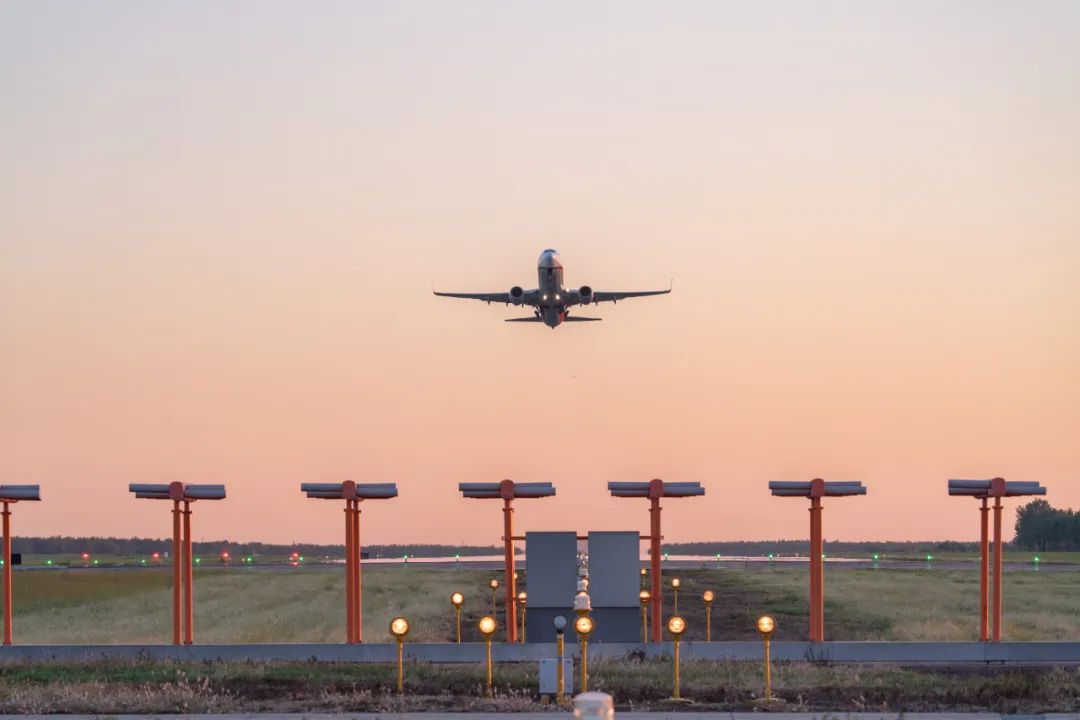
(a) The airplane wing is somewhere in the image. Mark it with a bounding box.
[592,288,671,303]
[433,289,540,306]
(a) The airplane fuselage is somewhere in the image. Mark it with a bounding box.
[537,249,567,328]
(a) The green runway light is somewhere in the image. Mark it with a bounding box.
[46,559,53,566]
[93,560,99,565]
[926,554,933,561]
[141,559,147,565]
[195,557,201,564]
[873,554,880,561]
[1034,556,1041,563]
[299,556,304,562]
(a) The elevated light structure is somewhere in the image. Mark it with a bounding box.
[768,479,866,642]
[948,478,1046,642]
[608,480,705,641]
[301,481,398,643]
[459,480,555,643]
[0,485,41,645]
[129,482,226,645]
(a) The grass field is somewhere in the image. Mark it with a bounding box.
[3,564,1080,644]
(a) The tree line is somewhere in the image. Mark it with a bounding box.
[1013,499,1080,551]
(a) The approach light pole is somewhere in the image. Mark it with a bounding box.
[301,481,399,643]
[768,479,866,642]
[608,480,706,641]
[459,480,555,643]
[129,483,226,645]
[948,478,1047,641]
[0,485,41,645]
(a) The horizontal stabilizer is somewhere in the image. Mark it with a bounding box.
[505,317,543,322]
[564,316,602,322]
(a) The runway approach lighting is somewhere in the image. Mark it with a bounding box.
[478,615,498,698]
[389,617,409,694]
[608,480,705,641]
[301,481,398,644]
[757,615,776,700]
[489,577,500,615]
[575,614,595,692]
[948,478,1047,642]
[639,590,651,642]
[129,482,226,645]
[450,592,465,643]
[769,479,866,642]
[517,591,528,642]
[0,485,41,645]
[667,615,687,700]
[702,590,716,641]
[460,480,555,642]
[671,577,681,613]
[553,614,568,704]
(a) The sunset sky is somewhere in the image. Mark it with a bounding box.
[2,2,1077,547]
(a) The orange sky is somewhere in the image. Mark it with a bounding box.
[1,2,1078,546]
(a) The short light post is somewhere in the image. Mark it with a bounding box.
[639,590,651,642]
[702,590,715,641]
[671,577,681,614]
[478,615,497,698]
[667,615,687,700]
[489,578,499,616]
[553,614,567,705]
[574,614,594,693]
[640,566,647,586]
[450,592,464,643]
[389,617,409,694]
[516,591,527,642]
[757,615,775,700]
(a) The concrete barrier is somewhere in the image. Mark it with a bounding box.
[1,641,1080,664]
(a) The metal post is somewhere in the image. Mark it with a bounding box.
[172,499,181,645]
[809,495,824,642]
[640,602,648,642]
[556,631,565,703]
[182,500,193,644]
[353,501,362,642]
[763,634,772,699]
[672,636,681,699]
[980,497,989,642]
[579,636,589,692]
[484,636,493,698]
[706,604,712,642]
[455,606,462,643]
[345,501,354,643]
[649,494,662,642]
[993,495,1003,642]
[395,638,404,694]
[502,495,517,643]
[2,503,11,646]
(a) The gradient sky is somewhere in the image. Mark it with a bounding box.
[2,1,1078,546]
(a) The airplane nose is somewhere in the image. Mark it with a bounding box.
[538,250,562,268]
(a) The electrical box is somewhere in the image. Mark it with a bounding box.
[539,656,574,696]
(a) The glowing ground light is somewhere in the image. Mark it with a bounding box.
[926,554,934,561]
[195,557,201,564]
[93,560,99,565]
[873,554,880,561]
[45,560,53,566]
[140,559,147,565]
[1034,556,1041,563]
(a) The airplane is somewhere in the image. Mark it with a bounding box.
[434,249,671,328]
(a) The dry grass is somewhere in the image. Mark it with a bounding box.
[2,659,1080,713]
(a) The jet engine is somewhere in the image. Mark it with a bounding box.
[508,286,525,305]
[577,285,594,305]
